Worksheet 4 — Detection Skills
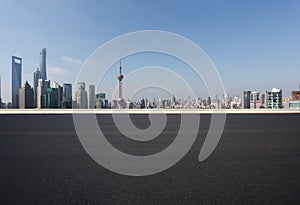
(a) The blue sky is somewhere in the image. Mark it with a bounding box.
[0,0,299,102]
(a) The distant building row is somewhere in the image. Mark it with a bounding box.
[18,80,110,109]
[242,88,283,109]
[241,87,300,109]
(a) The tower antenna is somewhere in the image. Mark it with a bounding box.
[117,54,124,108]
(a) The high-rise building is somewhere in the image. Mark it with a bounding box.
[261,94,266,108]
[33,67,41,108]
[95,92,106,108]
[52,82,63,108]
[45,87,59,108]
[171,95,176,107]
[19,81,34,109]
[88,85,95,109]
[62,83,72,108]
[250,91,260,109]
[102,99,108,108]
[39,47,47,80]
[127,101,133,109]
[0,74,2,108]
[12,56,22,108]
[266,88,283,109]
[206,96,211,108]
[111,99,117,109]
[37,79,50,108]
[76,82,88,108]
[141,98,146,109]
[241,91,251,109]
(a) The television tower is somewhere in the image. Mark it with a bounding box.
[117,59,124,99]
[0,74,2,108]
[117,58,124,108]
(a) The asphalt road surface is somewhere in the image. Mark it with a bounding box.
[0,114,299,204]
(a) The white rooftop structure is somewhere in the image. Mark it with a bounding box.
[271,88,281,92]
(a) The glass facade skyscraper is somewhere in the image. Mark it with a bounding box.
[39,47,47,80]
[241,91,251,109]
[12,56,22,108]
[62,83,72,108]
[45,87,59,108]
[52,82,63,108]
[33,67,41,108]
[37,79,50,108]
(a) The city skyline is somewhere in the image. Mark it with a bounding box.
[1,44,300,105]
[0,0,300,102]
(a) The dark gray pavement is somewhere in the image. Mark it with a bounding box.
[0,114,299,204]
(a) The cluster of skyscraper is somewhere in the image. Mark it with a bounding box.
[9,48,73,109]
[4,47,120,109]
[1,47,299,110]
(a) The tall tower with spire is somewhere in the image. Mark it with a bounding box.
[117,58,124,109]
[0,74,2,108]
[39,47,47,80]
[117,59,124,99]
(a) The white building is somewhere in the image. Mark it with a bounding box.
[88,85,95,109]
[76,82,88,108]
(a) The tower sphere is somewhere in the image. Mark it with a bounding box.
[118,74,124,81]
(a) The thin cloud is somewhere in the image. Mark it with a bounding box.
[60,55,83,65]
[48,66,68,75]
